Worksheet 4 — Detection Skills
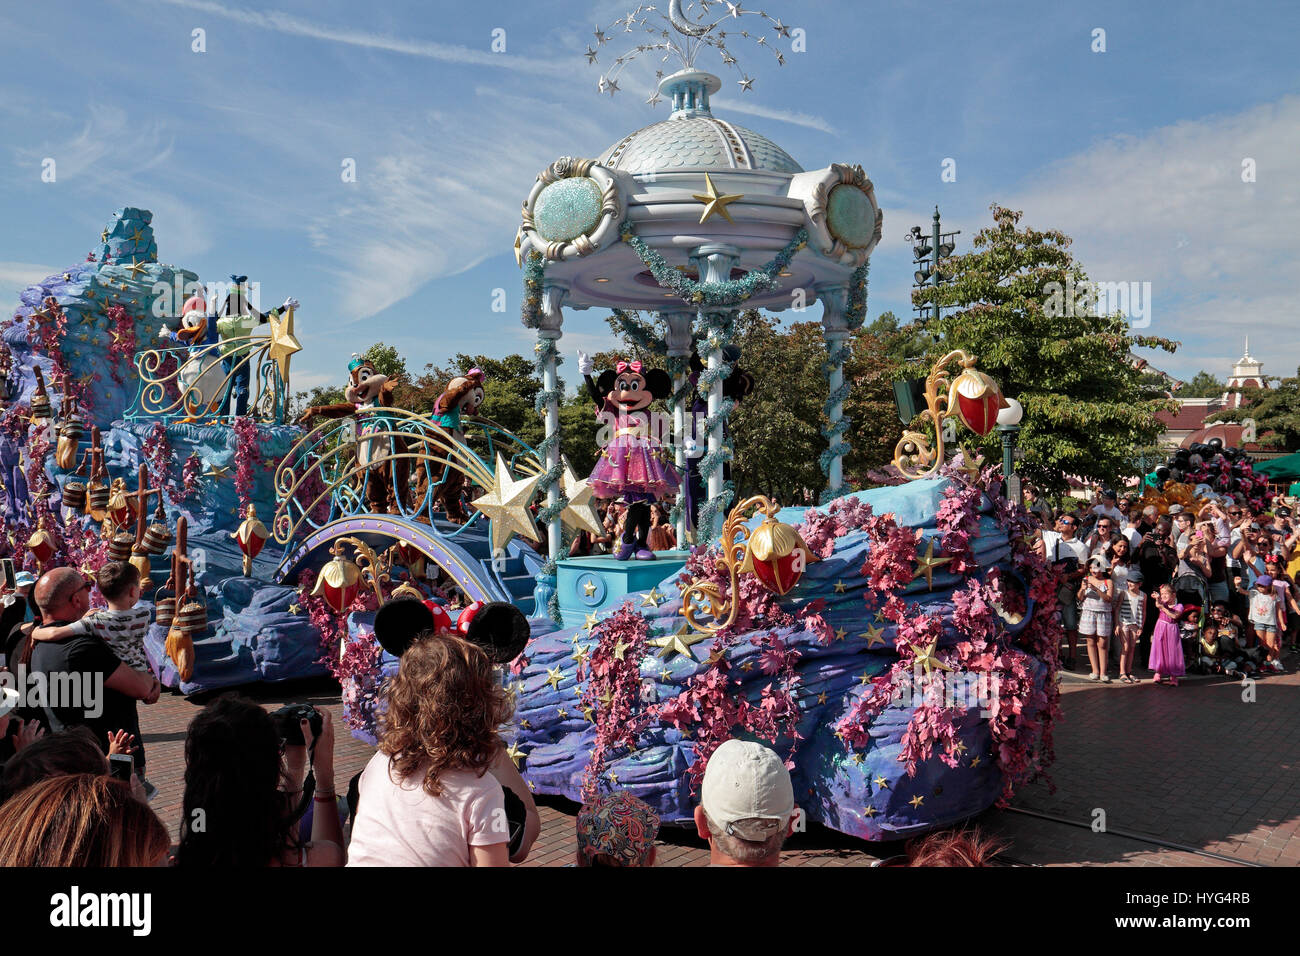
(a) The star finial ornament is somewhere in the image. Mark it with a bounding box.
[266,306,302,382]
[584,611,601,632]
[833,580,847,593]
[583,579,598,598]
[773,18,791,37]
[584,45,599,63]
[594,27,608,44]
[641,587,663,608]
[647,91,663,107]
[874,775,889,790]
[737,75,754,91]
[912,536,953,590]
[506,741,527,768]
[861,621,887,648]
[606,77,620,95]
[692,172,744,224]
[544,666,564,690]
[911,638,953,677]
[471,453,542,553]
[909,794,925,808]
[649,622,708,662]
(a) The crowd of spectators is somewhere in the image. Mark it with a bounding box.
[1030,484,1298,682]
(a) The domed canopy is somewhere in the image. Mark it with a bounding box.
[601,115,804,175]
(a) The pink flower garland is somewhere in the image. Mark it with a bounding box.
[576,603,653,801]
[232,416,262,510]
[179,452,203,502]
[104,305,136,385]
[143,421,173,498]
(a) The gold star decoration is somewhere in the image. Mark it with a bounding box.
[740,660,754,672]
[203,465,231,481]
[874,776,889,790]
[583,579,598,597]
[817,691,828,705]
[692,172,744,224]
[557,708,569,719]
[863,806,878,818]
[834,627,847,642]
[859,670,872,685]
[833,580,847,594]
[544,666,564,690]
[642,587,663,608]
[520,719,531,729]
[598,687,616,707]
[513,226,524,268]
[100,229,109,243]
[909,795,925,808]
[471,453,542,553]
[128,227,144,243]
[62,272,71,281]
[125,258,148,279]
[659,668,672,681]
[912,537,953,590]
[608,770,619,785]
[951,741,968,755]
[612,638,630,661]
[912,639,953,677]
[287,604,301,615]
[506,741,527,769]
[570,644,590,665]
[649,622,709,662]
[559,457,603,536]
[584,611,601,632]
[970,756,982,768]
[861,621,887,648]
[266,306,302,382]
[581,706,596,723]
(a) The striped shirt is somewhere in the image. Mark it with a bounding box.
[69,606,152,672]
[1117,591,1145,627]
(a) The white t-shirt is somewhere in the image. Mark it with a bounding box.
[1042,531,1088,569]
[347,751,506,867]
[1091,504,1123,524]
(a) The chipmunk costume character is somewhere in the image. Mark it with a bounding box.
[428,368,486,524]
[297,355,408,514]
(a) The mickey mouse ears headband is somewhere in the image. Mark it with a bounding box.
[373,597,529,664]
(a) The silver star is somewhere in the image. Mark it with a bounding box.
[594,27,608,44]
[647,91,663,106]
[726,1,744,17]
[585,46,598,64]
[773,18,791,37]
[738,75,754,91]
[606,77,620,95]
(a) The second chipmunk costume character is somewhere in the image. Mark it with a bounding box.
[578,350,681,560]
[296,355,409,514]
[427,368,486,524]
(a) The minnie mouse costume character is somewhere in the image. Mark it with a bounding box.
[577,350,681,561]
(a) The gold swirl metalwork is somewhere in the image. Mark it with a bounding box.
[891,349,978,481]
[132,334,279,420]
[336,536,392,605]
[679,494,780,635]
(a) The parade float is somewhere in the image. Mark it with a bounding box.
[0,3,1068,840]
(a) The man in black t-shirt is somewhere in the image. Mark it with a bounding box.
[26,568,158,765]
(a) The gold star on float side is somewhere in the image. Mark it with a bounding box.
[544,666,564,690]
[128,227,144,243]
[100,229,109,243]
[912,537,953,590]
[62,273,71,281]
[649,622,709,662]
[858,670,872,685]
[608,770,619,785]
[506,741,526,768]
[528,780,536,792]
[642,587,663,608]
[519,719,531,729]
[874,776,889,790]
[850,752,864,765]
[581,706,596,723]
[612,638,630,661]
[583,579,597,597]
[833,580,847,593]
[598,687,616,707]
[125,258,148,279]
[912,639,953,677]
[863,806,878,818]
[834,627,847,642]
[203,465,230,481]
[472,453,542,553]
[659,668,672,681]
[951,741,968,755]
[861,621,887,648]
[740,660,754,672]
[692,172,744,224]
[570,644,589,665]
[909,795,925,808]
[817,691,828,705]
[287,604,301,615]
[970,756,982,768]
[584,611,600,632]
[266,306,302,382]
[705,647,727,667]
[557,708,568,719]
[559,456,603,537]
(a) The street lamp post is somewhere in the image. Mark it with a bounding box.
[997,398,1024,506]
[908,206,960,335]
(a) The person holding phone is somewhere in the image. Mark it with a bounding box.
[1078,554,1115,682]
[1042,514,1090,670]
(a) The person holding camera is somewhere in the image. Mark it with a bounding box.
[1078,554,1115,682]
[176,696,344,867]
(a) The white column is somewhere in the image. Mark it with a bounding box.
[817,283,851,498]
[662,309,695,546]
[691,243,740,538]
[539,282,568,563]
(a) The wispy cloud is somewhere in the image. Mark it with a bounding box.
[711,97,836,135]
[152,0,570,77]
[0,261,59,297]
[1006,94,1300,378]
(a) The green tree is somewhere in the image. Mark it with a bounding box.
[1208,367,1300,451]
[916,204,1178,495]
[1177,370,1226,398]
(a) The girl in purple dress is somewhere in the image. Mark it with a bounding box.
[577,352,681,561]
[1148,582,1186,685]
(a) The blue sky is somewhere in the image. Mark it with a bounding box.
[2,0,1297,396]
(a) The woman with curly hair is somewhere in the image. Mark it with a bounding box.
[0,773,169,866]
[348,632,513,866]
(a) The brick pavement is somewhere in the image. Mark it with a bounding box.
[135,650,1300,866]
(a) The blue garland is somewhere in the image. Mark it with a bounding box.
[819,262,870,503]
[620,222,808,307]
[520,253,546,329]
[694,309,739,537]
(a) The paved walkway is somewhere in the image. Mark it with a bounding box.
[136,651,1299,866]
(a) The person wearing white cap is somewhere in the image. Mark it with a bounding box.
[1077,553,1115,682]
[694,739,798,867]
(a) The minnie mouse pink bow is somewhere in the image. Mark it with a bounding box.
[616,360,642,374]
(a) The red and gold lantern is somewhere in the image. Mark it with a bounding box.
[312,546,362,614]
[27,517,56,572]
[738,514,819,596]
[948,366,1006,437]
[106,478,136,530]
[231,504,269,578]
